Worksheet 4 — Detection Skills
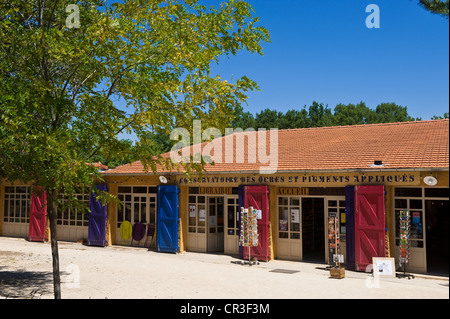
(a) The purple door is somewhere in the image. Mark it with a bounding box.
[345,186,355,270]
[88,184,108,247]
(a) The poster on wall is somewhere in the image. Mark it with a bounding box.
[189,205,196,218]
[279,220,288,231]
[411,211,423,239]
[199,209,206,222]
[256,209,262,220]
[291,209,300,223]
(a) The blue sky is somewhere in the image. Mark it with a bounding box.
[208,0,449,120]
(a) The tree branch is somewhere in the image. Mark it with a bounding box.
[61,60,85,98]
[86,116,137,160]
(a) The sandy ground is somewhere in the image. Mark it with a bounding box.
[0,236,448,300]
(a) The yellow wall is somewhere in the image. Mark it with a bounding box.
[1,170,448,260]
[385,185,395,257]
[105,182,117,246]
[178,185,189,252]
[172,170,448,263]
[269,185,278,260]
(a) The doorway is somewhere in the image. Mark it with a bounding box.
[302,198,325,262]
[425,200,449,275]
[207,197,224,252]
[224,196,240,255]
[188,194,239,254]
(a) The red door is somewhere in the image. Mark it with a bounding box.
[243,185,270,261]
[29,189,47,242]
[354,185,385,271]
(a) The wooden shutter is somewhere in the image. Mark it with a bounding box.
[88,184,108,246]
[29,189,47,242]
[157,185,179,253]
[243,185,270,261]
[354,185,385,271]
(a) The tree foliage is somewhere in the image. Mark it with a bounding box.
[0,0,269,298]
[231,101,421,130]
[418,0,449,18]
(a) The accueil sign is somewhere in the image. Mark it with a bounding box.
[177,172,420,186]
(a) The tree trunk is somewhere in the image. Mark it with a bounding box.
[47,192,61,299]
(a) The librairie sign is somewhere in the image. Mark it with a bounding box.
[177,172,420,186]
[198,187,234,194]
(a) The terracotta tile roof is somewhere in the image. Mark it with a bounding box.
[86,162,109,171]
[103,119,449,175]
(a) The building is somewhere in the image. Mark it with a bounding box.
[1,119,448,275]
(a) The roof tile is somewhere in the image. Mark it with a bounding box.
[103,119,449,175]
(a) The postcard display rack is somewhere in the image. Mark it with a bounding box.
[328,212,345,278]
[328,212,341,266]
[239,207,259,266]
[397,210,414,279]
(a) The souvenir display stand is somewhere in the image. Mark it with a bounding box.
[328,212,345,279]
[239,207,259,266]
[396,210,415,279]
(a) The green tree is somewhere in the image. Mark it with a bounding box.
[374,102,419,123]
[255,108,283,129]
[307,101,334,127]
[89,139,135,169]
[431,112,449,119]
[0,0,269,298]
[278,108,310,129]
[418,0,449,18]
[332,102,375,126]
[231,104,256,130]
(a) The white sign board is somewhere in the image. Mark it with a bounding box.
[372,257,396,278]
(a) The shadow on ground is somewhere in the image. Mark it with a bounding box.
[0,266,53,299]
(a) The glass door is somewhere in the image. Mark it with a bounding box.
[207,197,224,252]
[133,195,147,224]
[224,196,239,255]
[187,195,206,252]
[277,196,301,261]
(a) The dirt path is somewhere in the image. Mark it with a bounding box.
[1,237,448,299]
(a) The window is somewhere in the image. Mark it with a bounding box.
[117,186,157,229]
[278,196,300,240]
[56,193,89,227]
[394,187,449,249]
[188,195,206,233]
[395,188,422,197]
[394,188,424,248]
[425,188,449,198]
[327,199,346,242]
[227,197,239,236]
[3,186,31,223]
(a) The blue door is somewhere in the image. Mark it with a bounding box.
[88,184,108,247]
[157,185,179,253]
